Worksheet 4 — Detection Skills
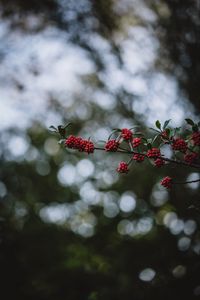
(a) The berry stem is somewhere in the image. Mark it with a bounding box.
[94,147,200,169]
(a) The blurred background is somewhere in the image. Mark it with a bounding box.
[0,0,200,299]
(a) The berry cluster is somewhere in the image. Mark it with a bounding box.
[184,152,198,164]
[64,135,94,154]
[133,153,145,162]
[161,176,172,189]
[53,119,200,190]
[154,158,165,167]
[172,138,187,153]
[121,128,133,141]
[105,139,119,152]
[117,162,129,173]
[192,132,200,146]
[147,148,161,158]
[132,137,142,148]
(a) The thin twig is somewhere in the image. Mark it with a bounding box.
[94,147,200,169]
[174,179,200,185]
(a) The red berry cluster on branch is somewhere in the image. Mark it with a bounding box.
[64,135,94,154]
[192,132,200,146]
[105,139,119,152]
[51,118,200,189]
[117,161,129,173]
[161,176,172,189]
[132,137,142,148]
[172,138,187,153]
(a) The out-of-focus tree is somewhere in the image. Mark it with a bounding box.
[0,1,200,300]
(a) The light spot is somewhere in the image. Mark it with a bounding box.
[184,220,197,235]
[172,265,186,278]
[40,204,70,224]
[44,138,59,155]
[119,193,136,213]
[57,163,76,186]
[0,181,7,198]
[7,136,29,157]
[178,237,191,251]
[139,268,156,282]
[76,159,94,178]
[186,173,200,190]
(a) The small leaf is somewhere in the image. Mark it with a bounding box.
[155,120,161,130]
[58,139,65,144]
[63,122,72,129]
[152,134,159,144]
[165,128,170,136]
[149,127,161,133]
[163,119,171,129]
[185,118,194,126]
[49,125,57,130]
[192,125,198,132]
[147,143,152,150]
[111,128,121,132]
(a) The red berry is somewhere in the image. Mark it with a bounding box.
[65,136,94,154]
[117,161,129,173]
[192,132,200,146]
[132,153,145,162]
[105,139,119,152]
[132,137,142,148]
[161,176,172,189]
[84,140,95,154]
[154,158,165,167]
[64,135,78,148]
[184,152,198,164]
[172,138,187,153]
[147,147,161,158]
[121,128,133,141]
[161,130,169,140]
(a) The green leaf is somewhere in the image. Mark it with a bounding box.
[58,139,65,144]
[49,125,57,130]
[192,125,198,132]
[185,118,194,126]
[111,128,121,132]
[163,119,171,129]
[152,134,159,144]
[147,143,152,150]
[155,120,161,130]
[149,127,161,133]
[165,128,170,136]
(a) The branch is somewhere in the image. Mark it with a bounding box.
[94,147,200,169]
